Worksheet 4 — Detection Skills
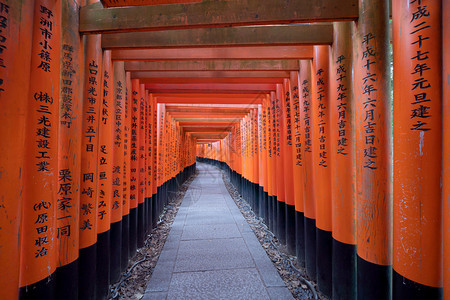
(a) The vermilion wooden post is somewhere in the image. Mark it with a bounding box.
[330,21,356,300]
[96,49,112,300]
[258,103,266,221]
[19,1,61,298]
[262,97,270,224]
[444,1,450,298]
[253,108,260,216]
[275,84,286,244]
[311,45,332,297]
[265,95,274,230]
[290,70,306,267]
[283,78,296,255]
[122,71,132,266]
[129,78,141,257]
[299,59,316,279]
[393,1,442,298]
[111,61,125,282]
[137,83,146,248]
[270,91,278,233]
[79,21,102,300]
[55,1,82,298]
[152,96,158,227]
[354,0,392,298]
[0,2,33,298]
[146,92,154,234]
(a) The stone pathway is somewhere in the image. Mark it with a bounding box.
[143,163,293,300]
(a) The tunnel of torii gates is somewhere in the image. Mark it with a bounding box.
[0,0,449,299]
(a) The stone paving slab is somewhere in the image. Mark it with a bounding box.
[144,163,293,300]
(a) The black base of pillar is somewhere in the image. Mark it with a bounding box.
[258,186,266,221]
[79,243,97,300]
[96,230,110,300]
[277,200,286,245]
[19,273,55,300]
[285,204,296,255]
[393,269,442,300]
[295,211,305,267]
[110,220,122,283]
[357,255,392,300]
[137,202,145,248]
[55,259,78,300]
[332,238,356,300]
[121,214,130,272]
[54,259,78,300]
[304,216,316,279]
[316,228,332,297]
[129,207,138,258]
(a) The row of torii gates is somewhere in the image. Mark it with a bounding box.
[0,0,449,299]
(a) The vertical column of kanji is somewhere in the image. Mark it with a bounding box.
[55,0,82,298]
[122,72,131,265]
[290,70,305,267]
[253,108,260,215]
[264,95,273,230]
[129,79,140,257]
[0,1,33,298]
[311,45,332,297]
[19,1,60,298]
[78,28,102,300]
[275,84,286,244]
[392,1,442,298]
[96,49,112,300]
[152,96,158,228]
[110,61,125,282]
[156,103,165,216]
[258,103,266,220]
[354,0,392,298]
[146,92,153,233]
[270,91,278,233]
[137,84,146,248]
[330,21,356,300]
[299,60,316,279]
[283,78,296,255]
[443,0,450,298]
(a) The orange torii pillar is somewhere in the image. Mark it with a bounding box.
[19,1,61,298]
[145,92,154,234]
[137,83,146,248]
[282,78,296,255]
[79,25,102,300]
[311,45,332,297]
[444,0,450,298]
[265,94,274,230]
[55,0,82,298]
[268,91,276,232]
[151,96,158,228]
[111,61,125,282]
[96,49,113,300]
[129,78,141,257]
[275,84,287,244]
[0,2,33,298]
[122,71,132,265]
[354,0,392,298]
[270,91,279,234]
[299,60,316,279]
[290,70,306,267]
[252,109,260,216]
[330,22,356,299]
[393,1,443,298]
[156,103,166,217]
[258,103,268,221]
